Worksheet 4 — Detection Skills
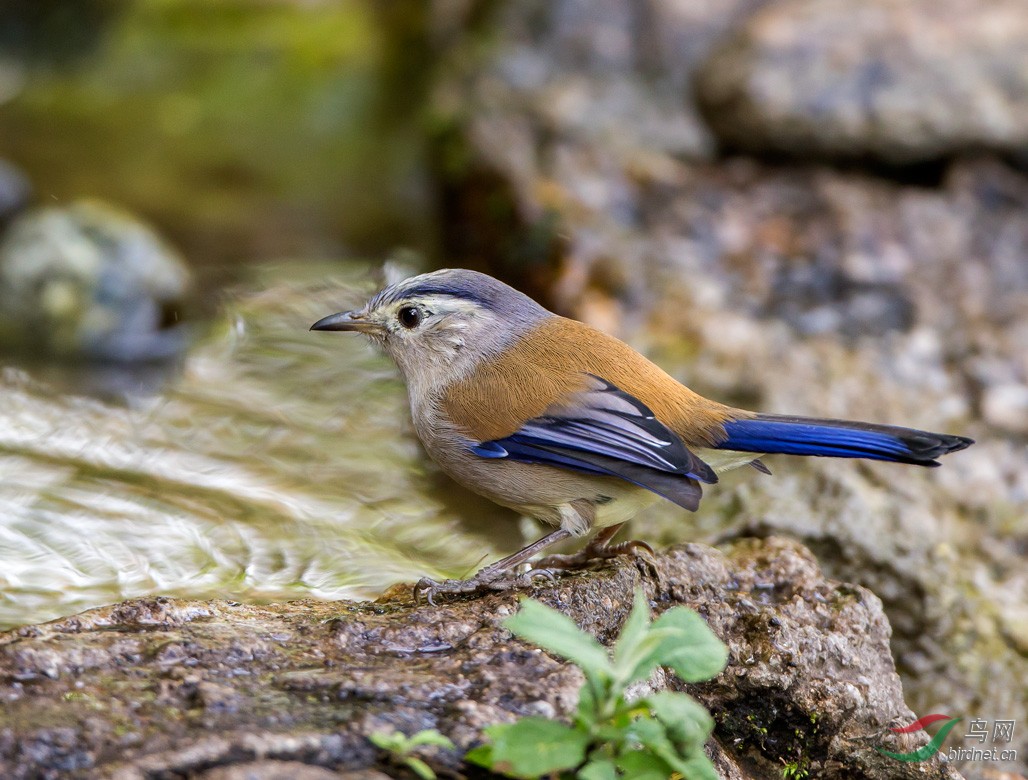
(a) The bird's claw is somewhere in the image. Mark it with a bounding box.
[534,537,658,576]
[608,539,659,578]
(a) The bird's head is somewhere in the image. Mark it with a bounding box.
[311,269,549,391]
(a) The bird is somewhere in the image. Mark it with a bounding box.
[311,268,973,601]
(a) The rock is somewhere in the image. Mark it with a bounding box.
[473,0,775,160]
[430,0,789,303]
[0,199,192,362]
[626,158,1028,777]
[695,0,1028,162]
[0,539,962,779]
[197,761,373,780]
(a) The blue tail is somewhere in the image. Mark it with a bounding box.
[718,414,973,467]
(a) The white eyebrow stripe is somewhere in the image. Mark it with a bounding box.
[389,295,482,316]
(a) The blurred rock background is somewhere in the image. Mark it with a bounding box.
[0,0,1025,776]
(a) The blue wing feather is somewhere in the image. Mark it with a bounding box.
[474,435,704,510]
[468,376,716,511]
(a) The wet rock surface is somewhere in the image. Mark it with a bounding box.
[695,0,1028,162]
[0,538,961,779]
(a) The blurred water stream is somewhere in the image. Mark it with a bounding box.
[0,261,523,630]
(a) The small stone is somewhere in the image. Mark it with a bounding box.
[0,199,192,362]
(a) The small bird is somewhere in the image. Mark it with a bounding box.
[312,269,973,601]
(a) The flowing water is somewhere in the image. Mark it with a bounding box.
[0,261,525,630]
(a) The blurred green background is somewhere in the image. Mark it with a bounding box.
[0,0,437,263]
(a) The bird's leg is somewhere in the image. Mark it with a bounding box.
[532,523,656,571]
[413,528,572,604]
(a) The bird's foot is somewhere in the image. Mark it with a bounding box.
[413,566,558,606]
[534,538,658,576]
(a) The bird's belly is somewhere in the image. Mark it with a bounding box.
[435,447,638,525]
[413,408,651,529]
[592,488,660,528]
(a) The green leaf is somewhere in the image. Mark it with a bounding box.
[485,717,591,778]
[464,743,494,768]
[618,632,675,686]
[406,729,455,749]
[592,722,628,745]
[643,691,714,748]
[578,758,618,780]
[613,599,726,687]
[505,599,613,679]
[370,730,450,780]
[616,749,673,780]
[575,676,599,726]
[612,589,651,673]
[369,731,403,751]
[474,598,723,780]
[646,608,728,682]
[627,716,694,776]
[405,756,436,780]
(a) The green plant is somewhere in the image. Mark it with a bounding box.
[369,728,455,780]
[780,758,810,779]
[466,589,729,779]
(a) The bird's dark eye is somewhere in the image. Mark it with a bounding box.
[398,306,422,329]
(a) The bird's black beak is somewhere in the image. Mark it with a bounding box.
[310,310,377,333]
